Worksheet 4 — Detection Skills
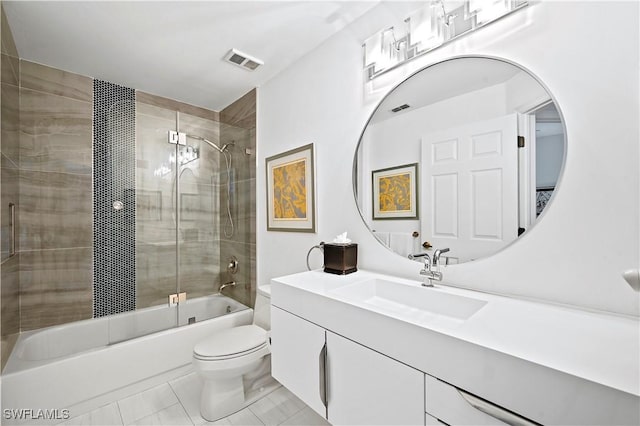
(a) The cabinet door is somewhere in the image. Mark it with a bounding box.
[326,332,424,426]
[270,307,327,418]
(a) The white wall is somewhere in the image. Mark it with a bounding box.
[258,1,640,316]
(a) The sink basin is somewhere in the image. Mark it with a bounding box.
[330,278,487,321]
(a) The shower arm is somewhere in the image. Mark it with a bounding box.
[185,134,231,153]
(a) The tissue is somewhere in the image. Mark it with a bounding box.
[333,231,352,244]
[324,233,357,275]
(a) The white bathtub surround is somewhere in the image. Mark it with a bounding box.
[271,270,640,425]
[1,295,252,420]
[5,295,247,371]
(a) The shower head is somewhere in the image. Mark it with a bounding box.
[220,141,235,152]
[186,134,230,153]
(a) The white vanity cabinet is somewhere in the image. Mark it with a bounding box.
[271,306,425,425]
[270,306,327,416]
[271,270,640,426]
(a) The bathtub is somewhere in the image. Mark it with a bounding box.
[1,294,252,416]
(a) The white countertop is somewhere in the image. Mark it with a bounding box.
[271,269,640,398]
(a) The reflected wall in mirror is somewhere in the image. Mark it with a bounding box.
[354,57,565,264]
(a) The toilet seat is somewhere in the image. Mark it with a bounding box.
[193,325,268,361]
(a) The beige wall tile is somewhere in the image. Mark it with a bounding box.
[219,240,254,307]
[19,87,92,174]
[221,123,255,183]
[1,154,18,261]
[137,100,176,122]
[20,60,92,102]
[1,10,22,347]
[136,242,176,309]
[179,240,220,300]
[220,89,256,129]
[220,178,256,246]
[1,82,20,165]
[19,247,93,331]
[19,170,92,250]
[1,53,19,86]
[137,91,219,122]
[1,253,20,336]
[219,89,255,307]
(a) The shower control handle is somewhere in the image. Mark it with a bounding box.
[227,256,239,274]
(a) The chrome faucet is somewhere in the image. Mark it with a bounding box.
[408,253,435,287]
[409,248,450,287]
[218,281,236,293]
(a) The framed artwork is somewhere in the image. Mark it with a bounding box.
[372,163,418,220]
[266,143,316,232]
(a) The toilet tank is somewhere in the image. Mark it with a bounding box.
[253,285,271,330]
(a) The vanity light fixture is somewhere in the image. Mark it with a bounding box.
[363,0,528,80]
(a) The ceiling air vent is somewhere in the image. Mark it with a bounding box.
[391,104,410,113]
[224,49,263,71]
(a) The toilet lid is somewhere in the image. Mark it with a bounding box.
[194,325,267,358]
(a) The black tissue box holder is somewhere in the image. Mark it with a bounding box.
[324,243,357,275]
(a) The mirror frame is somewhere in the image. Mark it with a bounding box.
[352,55,568,264]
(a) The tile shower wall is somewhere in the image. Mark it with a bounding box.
[0,48,256,357]
[1,4,21,370]
[219,89,256,307]
[18,61,93,330]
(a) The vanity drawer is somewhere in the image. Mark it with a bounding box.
[425,412,448,426]
[425,375,537,426]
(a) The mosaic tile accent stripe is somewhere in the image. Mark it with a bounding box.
[93,80,136,317]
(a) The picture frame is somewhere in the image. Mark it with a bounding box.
[372,163,418,220]
[266,143,316,232]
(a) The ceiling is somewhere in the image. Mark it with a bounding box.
[4,1,378,111]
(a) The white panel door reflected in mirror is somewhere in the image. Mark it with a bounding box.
[354,57,566,264]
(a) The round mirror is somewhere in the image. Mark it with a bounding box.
[354,56,566,264]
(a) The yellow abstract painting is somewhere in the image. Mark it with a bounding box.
[378,172,412,212]
[273,159,307,219]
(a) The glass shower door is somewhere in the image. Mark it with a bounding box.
[176,112,224,325]
[131,101,180,336]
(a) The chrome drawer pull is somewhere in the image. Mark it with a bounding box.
[457,388,540,426]
[319,341,328,411]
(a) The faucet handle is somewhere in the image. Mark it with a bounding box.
[408,253,429,260]
[409,253,430,262]
[409,253,431,270]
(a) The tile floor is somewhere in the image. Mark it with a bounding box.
[59,372,329,426]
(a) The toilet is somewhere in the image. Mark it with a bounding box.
[193,285,272,421]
